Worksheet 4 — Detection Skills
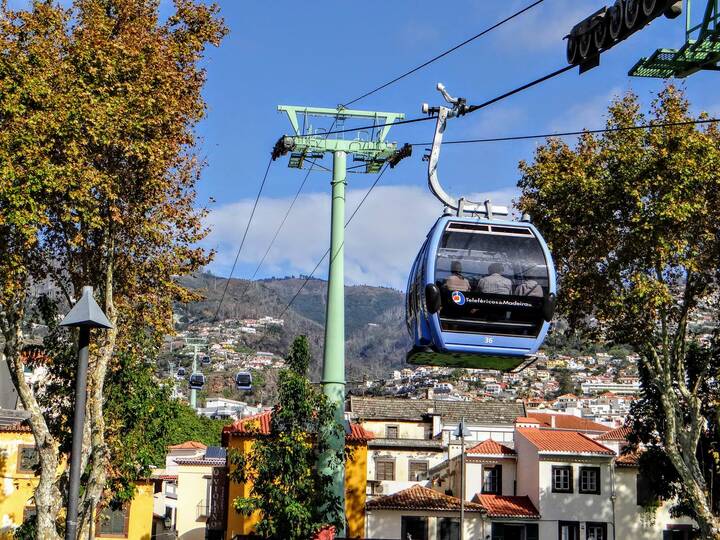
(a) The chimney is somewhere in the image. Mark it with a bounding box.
[551,415,556,428]
[426,387,434,400]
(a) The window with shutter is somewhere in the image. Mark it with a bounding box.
[375,460,395,481]
[409,460,429,481]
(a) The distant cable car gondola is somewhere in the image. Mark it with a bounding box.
[406,84,557,372]
[201,355,211,367]
[176,367,186,377]
[235,371,252,391]
[189,372,205,390]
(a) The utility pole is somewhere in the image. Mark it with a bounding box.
[453,418,470,540]
[185,337,206,410]
[275,105,408,529]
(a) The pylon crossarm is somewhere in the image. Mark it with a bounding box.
[277,105,404,142]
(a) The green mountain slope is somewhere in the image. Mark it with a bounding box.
[178,273,410,378]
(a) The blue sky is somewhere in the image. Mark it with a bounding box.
[13,0,720,289]
[198,1,719,289]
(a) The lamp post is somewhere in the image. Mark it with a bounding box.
[453,417,471,540]
[60,286,112,540]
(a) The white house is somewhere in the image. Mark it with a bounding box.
[365,415,698,540]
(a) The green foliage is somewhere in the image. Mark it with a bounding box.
[518,85,720,534]
[13,515,36,540]
[552,368,575,396]
[104,337,225,502]
[229,336,344,539]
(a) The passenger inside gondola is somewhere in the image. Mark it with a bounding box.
[444,260,470,291]
[515,278,543,297]
[477,262,512,295]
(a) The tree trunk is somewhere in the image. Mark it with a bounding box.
[77,258,117,539]
[1,298,62,540]
[657,373,720,538]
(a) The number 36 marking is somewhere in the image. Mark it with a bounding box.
[484,337,494,344]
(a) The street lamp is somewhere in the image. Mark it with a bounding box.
[60,286,112,540]
[453,417,471,540]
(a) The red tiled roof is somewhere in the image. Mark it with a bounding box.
[347,423,374,442]
[517,428,615,455]
[596,426,632,441]
[167,441,207,450]
[616,451,641,467]
[527,413,611,432]
[515,417,540,424]
[366,485,484,512]
[0,423,32,433]
[467,439,516,456]
[474,495,540,519]
[224,411,272,436]
[222,410,373,442]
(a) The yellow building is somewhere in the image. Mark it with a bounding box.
[0,420,153,540]
[222,411,372,539]
[0,423,38,539]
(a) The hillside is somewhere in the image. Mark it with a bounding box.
[177,273,410,379]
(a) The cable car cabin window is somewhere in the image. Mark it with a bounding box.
[435,223,550,337]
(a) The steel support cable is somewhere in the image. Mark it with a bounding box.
[343,0,545,107]
[278,163,391,318]
[234,163,316,300]
[213,157,273,321]
[292,65,576,140]
[408,117,720,146]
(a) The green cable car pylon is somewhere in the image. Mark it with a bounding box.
[274,105,408,529]
[630,0,720,77]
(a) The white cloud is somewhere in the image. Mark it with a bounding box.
[493,0,607,52]
[205,184,519,290]
[464,105,527,138]
[548,86,623,133]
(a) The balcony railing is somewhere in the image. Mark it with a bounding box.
[196,500,209,520]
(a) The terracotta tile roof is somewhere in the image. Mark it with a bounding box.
[596,426,632,441]
[616,451,641,467]
[347,423,374,442]
[527,413,611,432]
[167,441,207,450]
[366,485,485,512]
[473,494,540,519]
[224,411,272,436]
[517,428,615,455]
[515,416,541,424]
[556,393,578,399]
[467,439,516,457]
[0,422,32,433]
[349,396,525,424]
[222,410,373,443]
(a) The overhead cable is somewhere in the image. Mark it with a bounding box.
[213,157,273,321]
[292,65,576,140]
[408,117,720,146]
[278,163,391,318]
[343,0,545,106]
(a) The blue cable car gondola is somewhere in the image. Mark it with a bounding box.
[176,366,186,377]
[406,84,557,371]
[189,372,205,390]
[235,371,252,391]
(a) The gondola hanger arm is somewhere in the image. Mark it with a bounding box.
[423,83,508,218]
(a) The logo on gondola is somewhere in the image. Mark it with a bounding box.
[451,291,466,305]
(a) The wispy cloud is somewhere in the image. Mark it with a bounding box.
[548,86,623,133]
[205,184,519,289]
[492,0,607,52]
